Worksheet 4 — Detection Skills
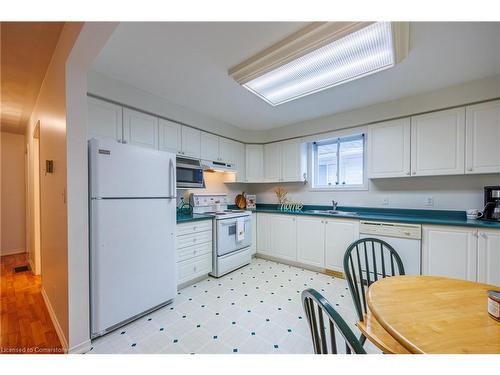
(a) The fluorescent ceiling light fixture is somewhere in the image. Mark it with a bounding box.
[229,22,409,106]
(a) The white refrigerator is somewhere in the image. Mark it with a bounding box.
[89,138,177,338]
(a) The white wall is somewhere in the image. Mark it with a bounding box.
[266,75,500,142]
[235,174,499,212]
[87,70,253,142]
[1,132,26,255]
[26,22,84,353]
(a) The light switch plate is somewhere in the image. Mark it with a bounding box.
[425,196,434,207]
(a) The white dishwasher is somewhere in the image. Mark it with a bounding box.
[359,221,422,275]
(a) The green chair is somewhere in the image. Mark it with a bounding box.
[343,238,405,345]
[301,288,366,354]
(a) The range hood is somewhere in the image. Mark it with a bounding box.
[201,159,237,173]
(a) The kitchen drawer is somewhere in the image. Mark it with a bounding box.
[177,242,212,262]
[177,253,212,285]
[176,230,212,249]
[177,221,212,236]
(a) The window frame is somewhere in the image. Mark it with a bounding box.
[309,133,368,191]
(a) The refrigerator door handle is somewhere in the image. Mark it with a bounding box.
[169,157,177,199]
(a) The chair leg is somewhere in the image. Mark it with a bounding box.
[359,334,367,346]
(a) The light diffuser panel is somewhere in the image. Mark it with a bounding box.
[243,22,396,106]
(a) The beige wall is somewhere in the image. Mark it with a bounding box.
[1,131,26,255]
[25,22,84,352]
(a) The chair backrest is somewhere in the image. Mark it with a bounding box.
[301,288,366,354]
[343,237,405,322]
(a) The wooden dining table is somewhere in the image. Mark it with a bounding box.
[356,275,500,354]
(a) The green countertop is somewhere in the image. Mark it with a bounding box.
[242,204,500,229]
[176,213,214,223]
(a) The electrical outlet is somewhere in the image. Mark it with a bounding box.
[382,197,389,206]
[425,197,434,207]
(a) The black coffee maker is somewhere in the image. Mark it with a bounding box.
[480,186,500,221]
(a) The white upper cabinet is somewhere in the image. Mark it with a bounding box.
[123,108,159,149]
[181,126,201,158]
[87,97,123,141]
[264,142,281,182]
[245,145,264,182]
[281,139,307,182]
[368,118,411,178]
[477,229,500,286]
[296,217,325,268]
[422,225,477,281]
[158,118,181,153]
[325,219,359,273]
[234,141,246,182]
[465,100,500,174]
[200,132,220,161]
[410,108,465,176]
[219,137,238,165]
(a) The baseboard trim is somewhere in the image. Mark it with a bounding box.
[255,253,340,277]
[1,248,26,256]
[41,287,69,353]
[69,339,92,354]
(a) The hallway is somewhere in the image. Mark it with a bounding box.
[0,253,62,354]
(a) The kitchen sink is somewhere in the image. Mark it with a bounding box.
[305,209,358,216]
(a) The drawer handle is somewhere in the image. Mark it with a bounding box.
[193,226,197,231]
[193,250,197,255]
[194,266,197,272]
[193,238,197,242]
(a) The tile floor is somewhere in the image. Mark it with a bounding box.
[88,258,380,354]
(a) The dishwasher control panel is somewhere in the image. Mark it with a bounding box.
[359,221,421,240]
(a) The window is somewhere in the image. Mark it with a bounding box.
[312,134,365,189]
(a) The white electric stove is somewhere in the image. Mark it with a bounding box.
[190,193,252,277]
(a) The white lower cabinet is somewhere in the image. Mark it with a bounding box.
[176,221,213,286]
[250,213,257,255]
[256,213,272,255]
[257,214,358,272]
[271,215,297,261]
[477,229,500,286]
[325,219,359,273]
[422,226,477,281]
[297,217,325,268]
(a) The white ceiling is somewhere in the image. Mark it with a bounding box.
[91,22,500,131]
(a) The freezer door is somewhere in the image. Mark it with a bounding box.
[90,198,176,336]
[89,138,176,198]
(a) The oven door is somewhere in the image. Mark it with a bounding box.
[216,216,252,256]
[176,165,205,188]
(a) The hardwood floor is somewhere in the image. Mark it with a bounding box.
[1,253,62,354]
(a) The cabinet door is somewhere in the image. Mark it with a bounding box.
[477,230,500,286]
[245,145,264,182]
[264,142,281,182]
[422,226,477,281]
[281,139,305,182]
[250,213,257,255]
[325,219,359,273]
[271,215,297,261]
[234,141,246,182]
[256,213,272,255]
[158,118,181,153]
[181,126,201,158]
[297,217,325,268]
[87,97,123,141]
[410,108,465,176]
[219,137,237,165]
[368,118,411,178]
[200,132,220,161]
[123,108,159,149]
[465,100,500,174]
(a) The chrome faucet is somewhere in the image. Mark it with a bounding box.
[332,200,338,211]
